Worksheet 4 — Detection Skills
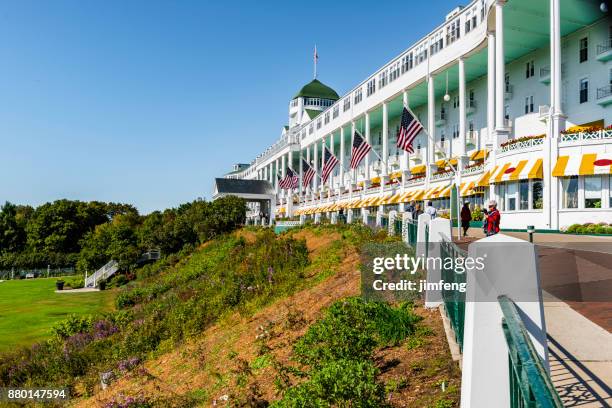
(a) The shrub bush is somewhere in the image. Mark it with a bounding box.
[65,276,84,289]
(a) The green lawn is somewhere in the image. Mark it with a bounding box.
[0,277,115,352]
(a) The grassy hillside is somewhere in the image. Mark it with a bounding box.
[0,277,115,352]
[71,225,461,407]
[0,224,461,407]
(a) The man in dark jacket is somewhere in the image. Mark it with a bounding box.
[460,202,472,237]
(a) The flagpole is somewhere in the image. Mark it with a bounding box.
[402,104,461,240]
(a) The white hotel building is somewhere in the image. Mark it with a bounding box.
[223,0,612,231]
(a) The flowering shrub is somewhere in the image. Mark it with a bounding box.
[561,125,608,134]
[564,222,612,235]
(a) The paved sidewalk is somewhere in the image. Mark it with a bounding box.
[544,293,612,407]
[452,229,612,404]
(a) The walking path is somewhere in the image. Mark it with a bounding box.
[452,227,612,406]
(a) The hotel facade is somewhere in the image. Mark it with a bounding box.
[222,0,612,231]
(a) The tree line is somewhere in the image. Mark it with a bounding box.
[0,196,247,272]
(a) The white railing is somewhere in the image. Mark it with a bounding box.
[559,129,612,144]
[406,177,426,186]
[461,163,485,175]
[430,171,454,181]
[276,220,301,227]
[85,260,119,288]
[498,137,544,153]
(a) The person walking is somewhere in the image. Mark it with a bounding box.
[425,201,437,219]
[412,203,423,220]
[460,202,472,237]
[483,200,501,236]
[405,200,415,215]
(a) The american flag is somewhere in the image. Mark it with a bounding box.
[321,147,339,184]
[302,159,315,188]
[280,167,299,190]
[350,130,372,169]
[396,107,423,153]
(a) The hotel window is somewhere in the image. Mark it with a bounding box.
[561,176,578,208]
[309,124,314,135]
[579,37,588,63]
[354,88,363,105]
[402,53,413,73]
[497,183,506,211]
[390,62,400,82]
[324,112,330,125]
[472,12,477,28]
[524,96,534,114]
[532,180,543,209]
[525,61,534,78]
[378,71,388,88]
[453,95,459,109]
[316,119,322,129]
[446,19,460,45]
[481,0,486,21]
[465,14,472,33]
[584,176,602,208]
[343,98,351,112]
[519,180,529,210]
[507,182,517,211]
[579,78,589,103]
[332,105,339,119]
[367,79,376,96]
[452,123,459,139]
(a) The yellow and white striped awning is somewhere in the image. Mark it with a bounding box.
[475,165,498,187]
[553,153,612,176]
[492,158,543,183]
[470,149,488,161]
[460,181,479,196]
[436,185,453,199]
[423,185,444,200]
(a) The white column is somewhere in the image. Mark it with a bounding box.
[402,91,410,174]
[382,102,389,177]
[321,138,327,196]
[458,57,467,169]
[487,31,497,201]
[427,75,436,178]
[487,31,496,154]
[313,141,319,194]
[351,121,356,186]
[298,151,303,198]
[329,133,335,189]
[494,0,507,134]
[306,145,311,196]
[547,0,564,230]
[365,113,371,182]
[339,127,345,188]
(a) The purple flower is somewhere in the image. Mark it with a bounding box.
[93,320,119,340]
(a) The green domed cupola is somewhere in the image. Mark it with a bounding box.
[293,79,340,101]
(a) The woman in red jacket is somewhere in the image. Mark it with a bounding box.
[483,200,501,236]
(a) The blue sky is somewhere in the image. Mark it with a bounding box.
[0,0,458,213]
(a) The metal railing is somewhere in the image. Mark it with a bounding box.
[597,39,612,55]
[0,267,76,280]
[498,295,563,408]
[406,218,418,247]
[596,84,612,100]
[440,238,467,350]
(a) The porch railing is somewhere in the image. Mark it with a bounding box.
[440,238,467,350]
[499,295,563,408]
[597,39,612,55]
[499,137,544,154]
[596,84,612,100]
[560,129,612,143]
